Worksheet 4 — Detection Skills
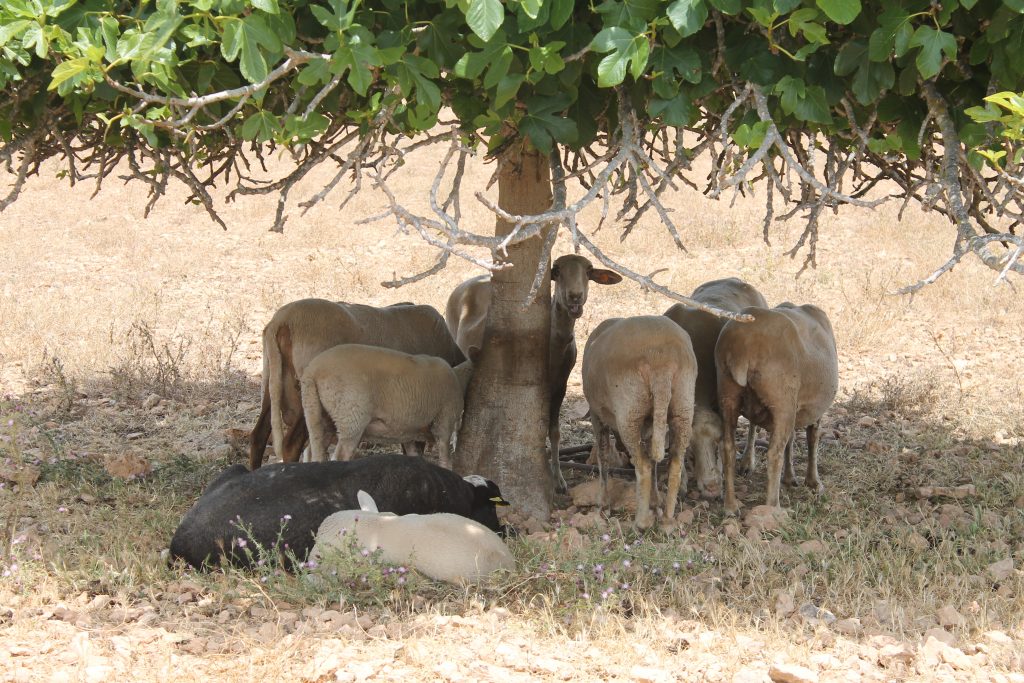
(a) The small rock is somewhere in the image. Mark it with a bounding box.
[905,532,930,552]
[142,394,162,410]
[798,540,826,555]
[936,605,965,628]
[744,505,789,532]
[104,453,151,479]
[629,665,672,683]
[0,463,41,486]
[676,508,695,525]
[569,510,605,530]
[798,603,836,625]
[774,591,796,617]
[987,558,1015,582]
[924,627,956,646]
[768,662,819,683]
[568,478,636,512]
[857,416,876,427]
[723,520,741,538]
[981,630,1013,646]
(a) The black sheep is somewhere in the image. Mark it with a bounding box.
[169,454,508,569]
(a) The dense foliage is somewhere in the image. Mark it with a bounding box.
[0,1,1019,158]
[1,1,1021,278]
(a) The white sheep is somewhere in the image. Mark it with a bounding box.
[663,277,769,496]
[299,344,476,468]
[581,316,697,529]
[250,299,465,469]
[715,303,839,512]
[445,254,622,491]
[309,491,515,584]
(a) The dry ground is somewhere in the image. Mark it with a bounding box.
[0,143,1022,682]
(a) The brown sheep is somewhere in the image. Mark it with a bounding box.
[582,316,697,528]
[715,303,839,512]
[300,344,476,468]
[664,277,768,496]
[445,255,622,490]
[249,299,465,469]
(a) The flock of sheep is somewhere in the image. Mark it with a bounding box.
[169,255,839,584]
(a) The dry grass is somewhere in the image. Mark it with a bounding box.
[1,149,1023,682]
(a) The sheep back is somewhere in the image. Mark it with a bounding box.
[169,454,504,569]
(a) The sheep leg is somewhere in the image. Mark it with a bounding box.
[589,415,609,513]
[249,393,272,470]
[549,420,567,494]
[781,434,798,487]
[331,436,360,462]
[718,388,743,514]
[619,424,652,529]
[402,441,425,457]
[738,420,757,474]
[663,419,688,521]
[281,415,309,464]
[763,419,794,509]
[433,429,453,470]
[804,423,825,494]
[300,382,329,462]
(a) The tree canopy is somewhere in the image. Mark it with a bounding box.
[1,0,1022,292]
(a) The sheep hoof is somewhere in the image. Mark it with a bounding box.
[737,458,753,475]
[806,479,825,495]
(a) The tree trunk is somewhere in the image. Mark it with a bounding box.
[454,142,553,520]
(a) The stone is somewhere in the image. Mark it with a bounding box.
[798,603,836,625]
[774,591,796,617]
[923,628,956,647]
[987,558,1015,582]
[768,663,819,683]
[745,505,789,532]
[568,478,636,512]
[936,605,965,628]
[104,453,151,479]
[798,540,827,555]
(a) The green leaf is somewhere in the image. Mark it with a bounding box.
[21,24,48,59]
[1005,0,1024,11]
[775,75,832,123]
[852,60,894,104]
[774,0,802,12]
[834,41,866,76]
[297,58,331,86]
[908,26,957,79]
[48,57,89,91]
[868,8,912,61]
[495,73,524,107]
[667,0,708,37]
[550,0,573,29]
[520,0,542,19]
[708,0,741,13]
[648,91,693,125]
[732,120,770,148]
[251,0,280,13]
[592,27,648,87]
[222,15,282,83]
[483,45,512,89]
[0,19,32,49]
[241,110,281,142]
[815,0,861,24]
[467,0,504,42]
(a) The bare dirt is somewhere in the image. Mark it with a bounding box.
[1,146,1022,682]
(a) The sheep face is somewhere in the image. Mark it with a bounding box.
[464,475,510,535]
[551,255,622,319]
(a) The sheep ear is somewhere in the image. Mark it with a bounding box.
[466,345,482,363]
[589,268,623,285]
[356,490,379,513]
[489,496,511,507]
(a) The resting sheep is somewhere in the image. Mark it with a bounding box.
[168,454,508,569]
[664,277,769,496]
[300,344,476,468]
[249,299,465,469]
[309,490,515,584]
[445,254,622,490]
[581,316,697,528]
[715,303,839,512]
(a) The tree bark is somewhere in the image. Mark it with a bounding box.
[454,142,553,520]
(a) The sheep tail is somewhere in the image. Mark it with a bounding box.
[649,372,671,465]
[268,323,289,458]
[727,352,749,387]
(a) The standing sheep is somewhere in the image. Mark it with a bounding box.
[715,303,839,512]
[445,254,622,491]
[582,316,698,528]
[664,277,769,496]
[309,491,515,584]
[249,299,465,469]
[300,344,476,468]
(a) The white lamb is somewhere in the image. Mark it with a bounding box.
[309,491,515,584]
